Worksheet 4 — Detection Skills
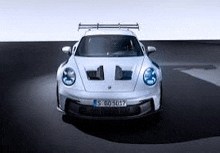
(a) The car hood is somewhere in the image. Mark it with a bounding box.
[74,56,144,92]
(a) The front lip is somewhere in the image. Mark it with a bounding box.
[58,106,163,120]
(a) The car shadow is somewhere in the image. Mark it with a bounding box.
[62,65,220,144]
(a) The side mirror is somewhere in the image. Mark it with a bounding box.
[62,46,72,55]
[147,46,156,55]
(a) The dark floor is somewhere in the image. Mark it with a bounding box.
[1,41,220,152]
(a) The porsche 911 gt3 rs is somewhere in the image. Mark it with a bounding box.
[57,23,162,119]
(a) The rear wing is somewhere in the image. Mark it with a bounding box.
[78,23,139,31]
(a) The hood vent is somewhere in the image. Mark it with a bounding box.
[86,66,104,80]
[86,65,132,81]
[115,66,132,80]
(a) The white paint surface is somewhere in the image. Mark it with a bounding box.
[1,0,220,41]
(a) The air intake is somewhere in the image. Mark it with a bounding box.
[115,66,132,80]
[86,66,104,80]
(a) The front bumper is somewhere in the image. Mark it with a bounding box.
[58,97,162,120]
[57,82,162,119]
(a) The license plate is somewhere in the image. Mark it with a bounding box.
[93,99,127,107]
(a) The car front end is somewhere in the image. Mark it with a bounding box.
[57,25,162,120]
[57,57,162,119]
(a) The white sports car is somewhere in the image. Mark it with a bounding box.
[57,23,162,119]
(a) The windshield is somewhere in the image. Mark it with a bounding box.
[75,35,143,57]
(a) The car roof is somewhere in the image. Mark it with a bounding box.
[84,29,137,37]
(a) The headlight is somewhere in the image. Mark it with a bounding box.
[62,68,76,86]
[143,68,157,86]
